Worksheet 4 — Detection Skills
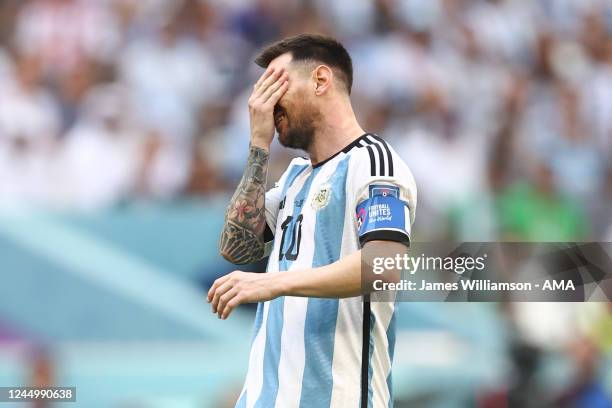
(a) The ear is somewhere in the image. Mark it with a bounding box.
[312,65,333,96]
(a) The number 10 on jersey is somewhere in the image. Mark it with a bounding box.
[278,214,303,261]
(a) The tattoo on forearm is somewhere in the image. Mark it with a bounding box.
[219,145,269,264]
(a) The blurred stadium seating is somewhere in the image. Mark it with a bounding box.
[0,0,611,406]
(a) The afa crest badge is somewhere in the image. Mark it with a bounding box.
[311,184,332,210]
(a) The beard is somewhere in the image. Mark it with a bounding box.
[274,99,320,151]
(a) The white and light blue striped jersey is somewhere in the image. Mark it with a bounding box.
[236,133,417,408]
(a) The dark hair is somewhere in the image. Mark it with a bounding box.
[254,34,353,94]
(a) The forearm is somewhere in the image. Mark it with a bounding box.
[277,241,405,298]
[209,242,405,319]
[279,250,363,298]
[219,145,269,264]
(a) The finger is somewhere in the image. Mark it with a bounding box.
[259,72,289,103]
[217,287,239,319]
[211,279,236,313]
[254,66,276,90]
[207,281,219,303]
[207,277,222,303]
[253,68,284,98]
[264,80,289,105]
[207,273,233,303]
[221,293,242,319]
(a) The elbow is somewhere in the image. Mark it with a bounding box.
[219,247,257,266]
[218,241,239,264]
[218,232,239,264]
[218,229,263,265]
[220,249,245,265]
[219,248,233,263]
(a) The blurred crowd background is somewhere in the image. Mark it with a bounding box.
[0,0,611,407]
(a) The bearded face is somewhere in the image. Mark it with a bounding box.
[273,88,321,151]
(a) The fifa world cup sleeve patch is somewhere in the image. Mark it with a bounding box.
[355,185,411,246]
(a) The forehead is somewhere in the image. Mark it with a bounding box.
[267,52,294,71]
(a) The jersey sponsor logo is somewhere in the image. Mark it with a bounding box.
[311,183,332,210]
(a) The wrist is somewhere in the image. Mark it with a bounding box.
[250,138,271,152]
[272,271,292,297]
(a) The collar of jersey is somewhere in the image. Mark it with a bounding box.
[311,133,372,169]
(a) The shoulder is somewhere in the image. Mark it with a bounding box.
[276,156,311,185]
[346,134,412,179]
[346,134,418,224]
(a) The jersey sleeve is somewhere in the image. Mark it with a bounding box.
[262,179,284,256]
[263,159,305,256]
[264,182,283,234]
[349,145,417,247]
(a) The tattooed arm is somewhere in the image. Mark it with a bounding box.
[218,65,289,264]
[219,146,269,264]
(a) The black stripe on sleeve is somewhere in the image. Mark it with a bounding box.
[373,135,394,177]
[361,294,371,408]
[369,137,386,176]
[374,143,386,176]
[365,135,388,177]
[365,145,376,177]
